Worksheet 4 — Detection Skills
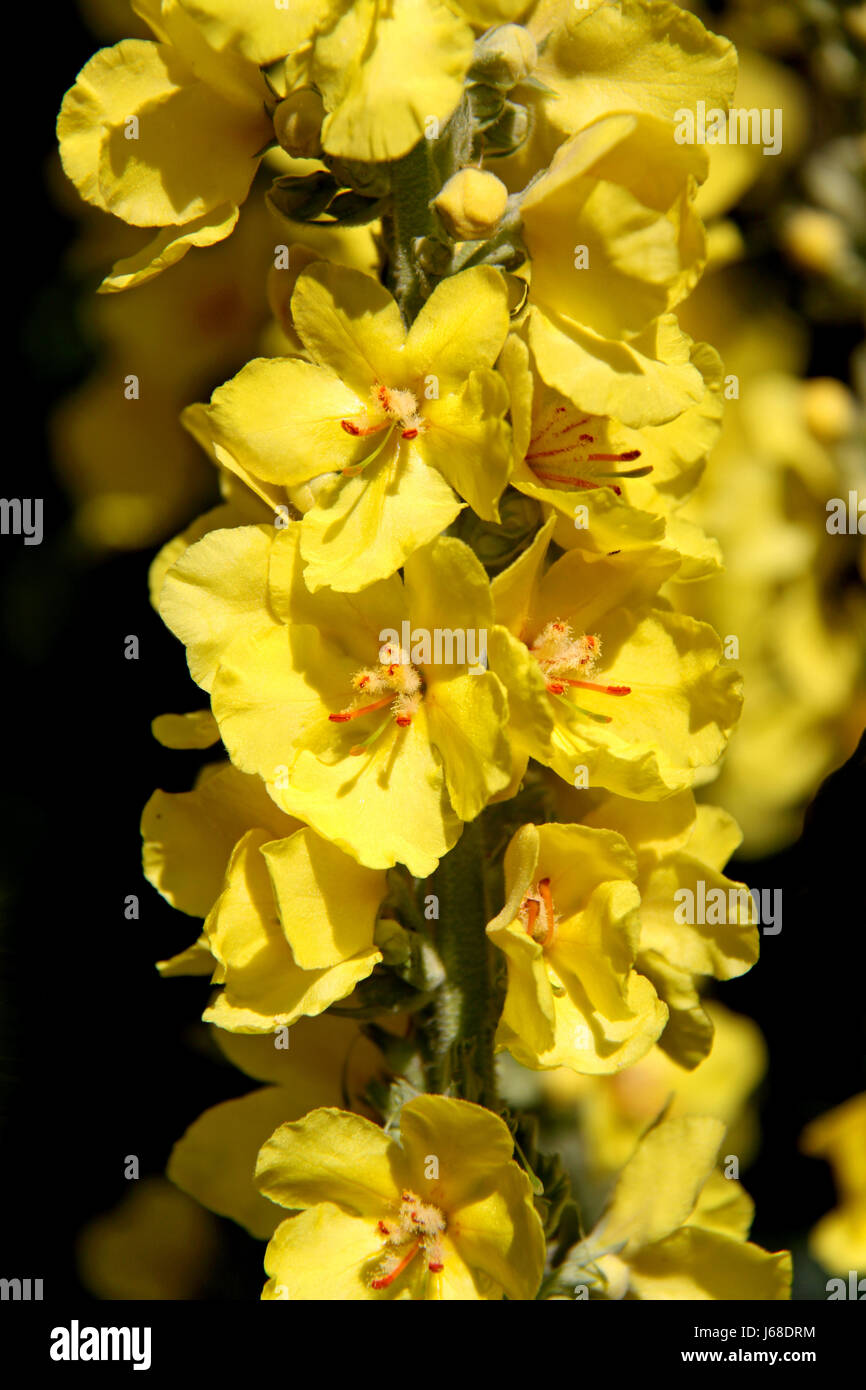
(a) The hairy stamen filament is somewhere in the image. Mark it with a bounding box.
[370,1241,423,1290]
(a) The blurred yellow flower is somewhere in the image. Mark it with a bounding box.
[77,1178,219,1299]
[801,1093,866,1274]
[570,1116,791,1300]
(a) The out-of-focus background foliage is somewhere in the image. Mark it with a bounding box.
[1,0,863,1300]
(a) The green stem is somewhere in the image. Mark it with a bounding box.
[429,816,501,1108]
[384,138,437,324]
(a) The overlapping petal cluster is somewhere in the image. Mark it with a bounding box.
[56,0,801,1303]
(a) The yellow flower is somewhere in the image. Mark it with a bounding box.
[488,518,742,800]
[142,760,387,1029]
[801,1094,866,1273]
[498,330,724,578]
[536,1003,767,1182]
[77,1178,219,1300]
[486,822,667,1073]
[570,1116,791,1300]
[255,1094,546,1299]
[279,0,527,163]
[673,282,866,854]
[434,168,509,240]
[168,1016,388,1239]
[158,524,512,876]
[520,113,710,429]
[519,0,737,170]
[187,262,511,591]
[57,0,285,285]
[579,791,760,1067]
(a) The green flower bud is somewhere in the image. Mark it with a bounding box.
[471,24,538,89]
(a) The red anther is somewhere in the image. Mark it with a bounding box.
[579,434,594,443]
[546,681,565,695]
[357,676,370,688]
[395,715,412,727]
[329,695,393,722]
[587,450,641,463]
[377,1221,391,1236]
[371,1242,422,1290]
[566,679,631,696]
[340,418,386,438]
[528,469,617,491]
[585,636,598,649]
[428,1262,444,1273]
[401,428,418,440]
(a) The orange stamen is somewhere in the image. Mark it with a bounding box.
[341,419,387,438]
[526,899,540,936]
[538,878,556,947]
[566,679,631,696]
[371,1241,422,1290]
[329,695,393,723]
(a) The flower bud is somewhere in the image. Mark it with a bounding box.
[434,169,509,241]
[471,24,538,88]
[802,378,857,443]
[782,207,849,274]
[273,89,325,159]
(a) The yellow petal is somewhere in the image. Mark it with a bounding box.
[261,827,386,969]
[627,1227,792,1300]
[598,1115,725,1254]
[314,0,472,161]
[256,1107,404,1214]
[58,40,268,226]
[292,261,406,396]
[159,524,274,691]
[98,203,239,291]
[151,709,219,749]
[168,1087,302,1238]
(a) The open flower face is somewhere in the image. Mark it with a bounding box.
[499,332,725,578]
[487,823,667,1072]
[187,262,512,591]
[489,518,742,799]
[158,523,513,876]
[255,1095,546,1300]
